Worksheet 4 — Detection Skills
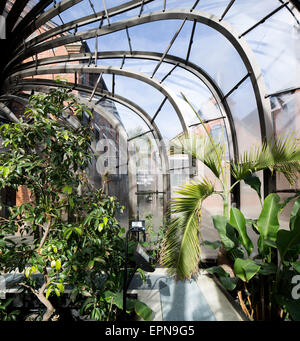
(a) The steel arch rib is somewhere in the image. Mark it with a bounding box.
[5,65,190,136]
[10,78,170,175]
[3,84,170,217]
[9,49,237,161]
[12,0,155,55]
[5,9,272,144]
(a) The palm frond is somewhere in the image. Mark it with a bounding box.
[160,179,214,280]
[231,134,300,184]
[171,133,225,179]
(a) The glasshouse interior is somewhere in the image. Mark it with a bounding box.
[0,0,299,323]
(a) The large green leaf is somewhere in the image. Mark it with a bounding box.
[134,300,153,321]
[258,262,277,275]
[291,261,300,273]
[276,213,300,262]
[212,215,238,252]
[290,197,300,230]
[244,173,261,199]
[230,207,253,256]
[276,296,300,321]
[233,258,261,282]
[160,179,214,280]
[257,193,281,254]
[206,266,238,291]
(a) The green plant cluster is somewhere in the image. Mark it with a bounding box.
[161,94,300,320]
[206,194,300,320]
[0,84,151,321]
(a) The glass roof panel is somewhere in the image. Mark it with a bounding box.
[244,7,300,94]
[162,67,223,125]
[114,102,149,136]
[153,99,184,141]
[226,76,262,156]
[221,0,283,34]
[188,22,248,95]
[113,74,165,116]
[123,20,188,54]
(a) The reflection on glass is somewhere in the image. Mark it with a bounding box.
[189,23,247,95]
[114,75,165,117]
[153,99,184,140]
[227,77,262,219]
[245,7,300,94]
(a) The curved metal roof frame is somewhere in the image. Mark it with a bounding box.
[3,80,171,214]
[10,50,237,160]
[1,0,299,200]
[4,9,272,143]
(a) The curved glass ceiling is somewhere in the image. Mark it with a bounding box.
[1,0,299,210]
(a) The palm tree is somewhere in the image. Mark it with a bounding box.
[160,94,300,280]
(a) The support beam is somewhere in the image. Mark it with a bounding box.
[102,0,111,26]
[128,129,154,141]
[189,116,226,128]
[151,96,168,123]
[6,49,238,162]
[125,26,133,54]
[219,0,235,22]
[89,72,103,101]
[185,19,196,64]
[190,0,200,12]
[239,2,289,38]
[222,73,251,100]
[151,18,187,78]
[159,63,178,83]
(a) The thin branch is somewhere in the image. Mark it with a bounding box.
[37,218,51,254]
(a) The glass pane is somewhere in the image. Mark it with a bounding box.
[244,7,300,94]
[189,22,248,95]
[114,74,165,117]
[153,99,184,140]
[226,76,262,156]
[125,20,188,54]
[220,0,280,34]
[162,67,223,126]
[130,133,164,227]
[271,90,300,138]
[227,77,263,219]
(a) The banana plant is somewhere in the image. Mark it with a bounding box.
[160,94,300,280]
[207,194,300,320]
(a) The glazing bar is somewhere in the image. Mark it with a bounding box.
[126,26,133,54]
[189,116,226,127]
[95,35,98,66]
[88,0,97,17]
[219,0,235,21]
[222,73,250,100]
[139,0,145,17]
[89,72,103,101]
[185,19,196,64]
[151,96,168,123]
[102,0,111,26]
[239,2,289,38]
[190,0,200,12]
[128,129,154,141]
[265,86,300,98]
[159,63,178,83]
[151,18,187,78]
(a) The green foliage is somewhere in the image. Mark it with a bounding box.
[139,214,167,263]
[0,85,140,321]
[205,193,300,320]
[160,95,300,281]
[160,179,214,279]
[0,298,20,321]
